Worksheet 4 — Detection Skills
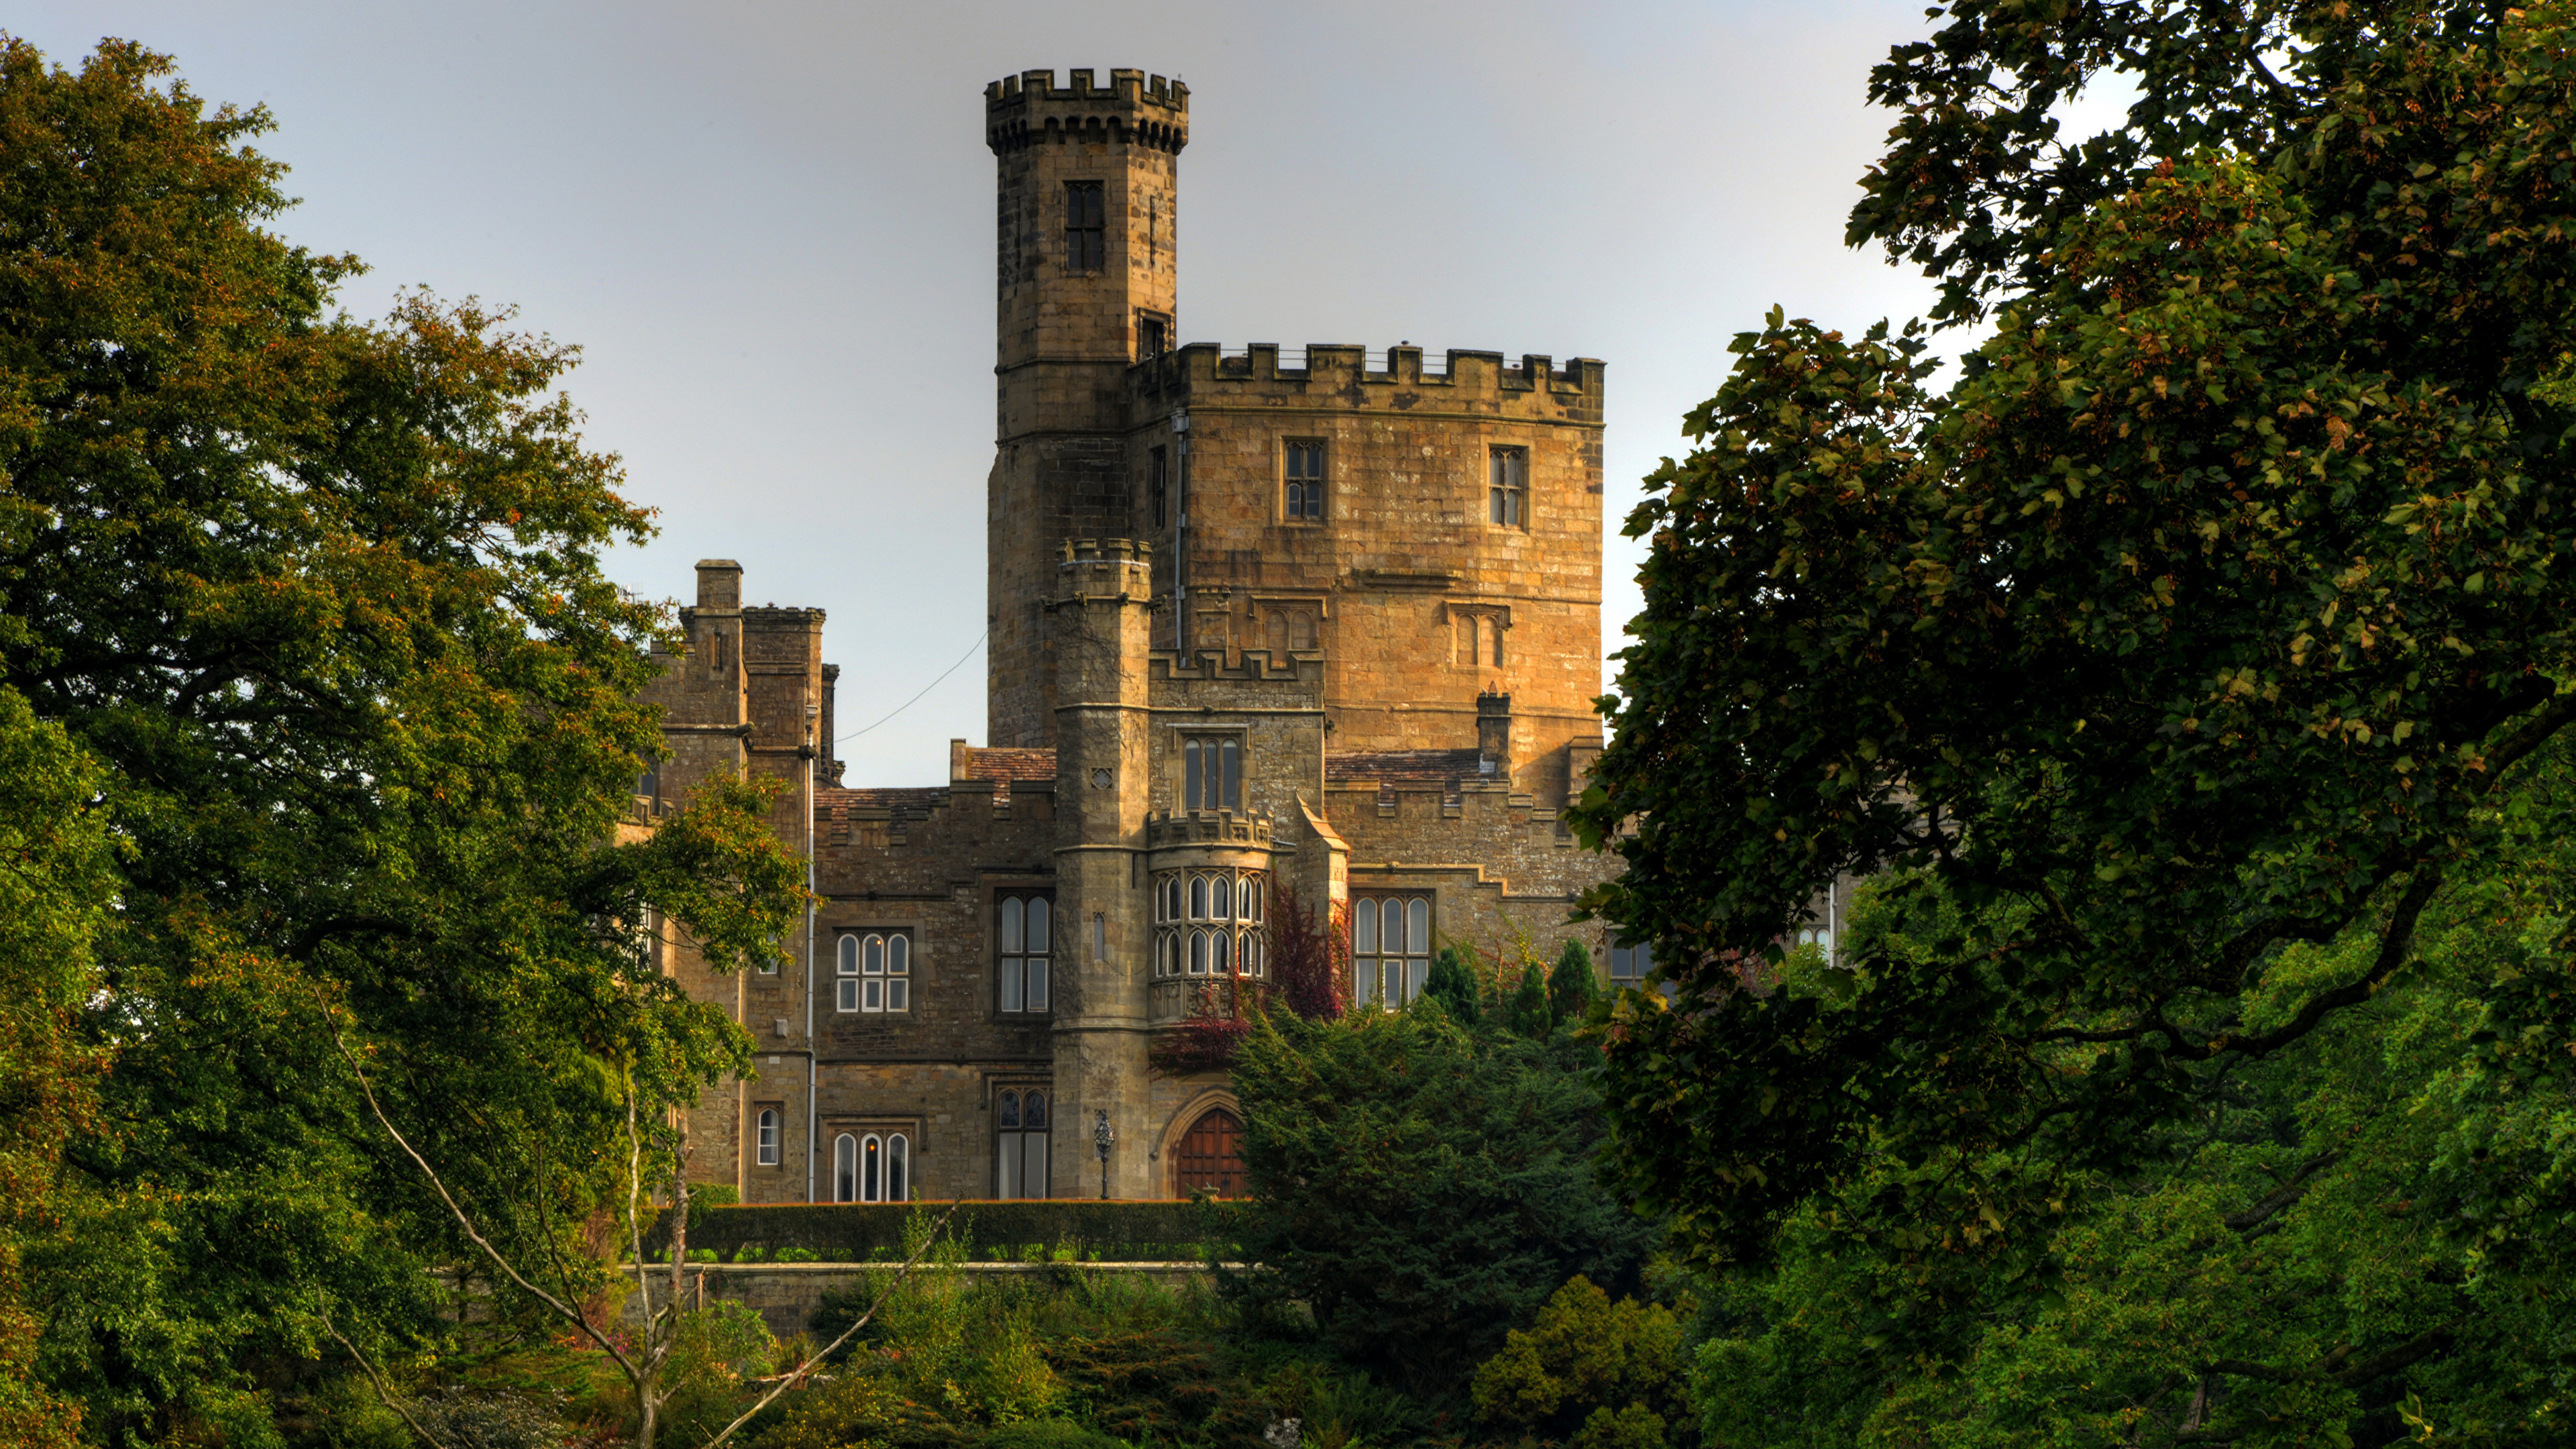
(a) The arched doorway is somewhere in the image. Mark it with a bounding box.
[1173,1107,1246,1197]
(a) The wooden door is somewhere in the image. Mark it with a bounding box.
[1175,1108,1245,1197]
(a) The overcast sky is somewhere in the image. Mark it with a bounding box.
[21,1,1957,785]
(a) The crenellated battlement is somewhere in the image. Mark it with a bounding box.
[986,68,1188,154]
[1133,342,1604,417]
[1146,810,1275,849]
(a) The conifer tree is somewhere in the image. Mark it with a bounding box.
[1548,939,1597,1026]
[1422,945,1481,1025]
[1508,963,1552,1038]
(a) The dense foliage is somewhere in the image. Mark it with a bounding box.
[0,37,806,1440]
[1569,1,2576,1442]
[1470,1276,1686,1449]
[1226,1003,1652,1396]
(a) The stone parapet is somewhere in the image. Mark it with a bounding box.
[1144,810,1273,848]
[985,68,1189,155]
[1133,343,1605,423]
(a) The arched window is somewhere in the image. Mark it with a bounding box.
[887,1133,909,1203]
[1352,894,1434,1007]
[996,1089,1049,1199]
[833,1133,858,1203]
[838,931,911,1013]
[1152,870,1270,979]
[756,1108,780,1167]
[1174,1107,1246,1197]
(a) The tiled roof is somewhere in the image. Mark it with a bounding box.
[957,747,1057,784]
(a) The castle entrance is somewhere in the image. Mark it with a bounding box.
[1173,1108,1244,1197]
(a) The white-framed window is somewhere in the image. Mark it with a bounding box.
[756,1108,780,1167]
[1283,439,1325,522]
[830,1132,908,1202]
[1489,445,1528,527]
[1352,894,1433,1007]
[995,1088,1050,1199]
[1182,734,1241,812]
[1154,869,1266,979]
[998,895,1051,1014]
[1608,941,1654,989]
[836,930,911,1013]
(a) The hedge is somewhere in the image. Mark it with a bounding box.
[637,1198,1248,1264]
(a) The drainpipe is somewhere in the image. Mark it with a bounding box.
[1171,411,1189,649]
[804,707,818,1204]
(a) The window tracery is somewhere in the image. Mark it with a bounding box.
[1153,868,1267,981]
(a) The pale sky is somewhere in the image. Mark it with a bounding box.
[21,2,1955,785]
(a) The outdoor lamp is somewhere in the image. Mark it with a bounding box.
[1093,1109,1116,1199]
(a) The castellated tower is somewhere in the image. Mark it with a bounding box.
[987,68,1187,749]
[985,68,1606,800]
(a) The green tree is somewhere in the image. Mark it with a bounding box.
[0,691,114,1448]
[1420,945,1481,1026]
[1469,1275,1682,1444]
[1568,3,2576,1440]
[0,38,808,1438]
[1548,938,1597,1026]
[1506,963,1552,1038]
[1225,1008,1649,1395]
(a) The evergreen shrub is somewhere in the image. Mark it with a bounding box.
[643,1199,1247,1263]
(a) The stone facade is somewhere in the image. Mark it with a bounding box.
[639,67,1624,1205]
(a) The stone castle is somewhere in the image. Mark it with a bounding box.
[638,68,1629,1204]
